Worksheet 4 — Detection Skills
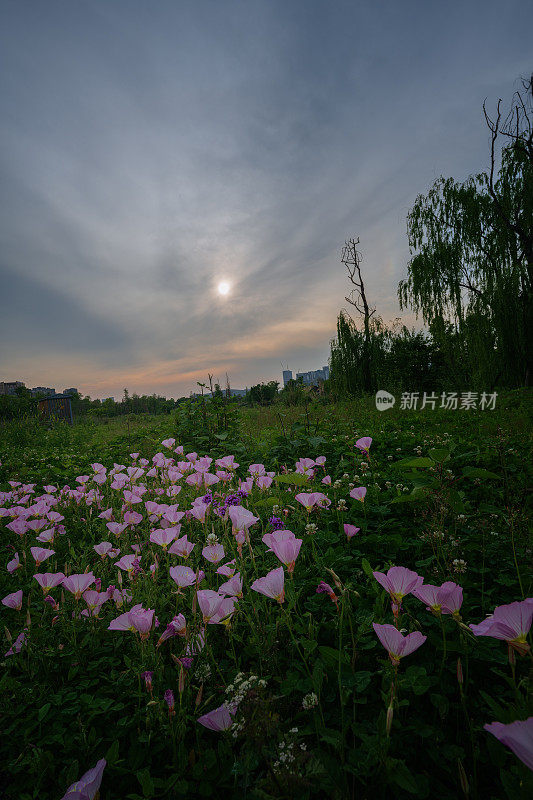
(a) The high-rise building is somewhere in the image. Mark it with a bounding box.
[282,369,293,387]
[295,366,330,386]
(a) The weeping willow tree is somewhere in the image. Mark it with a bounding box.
[329,311,386,396]
[398,77,533,388]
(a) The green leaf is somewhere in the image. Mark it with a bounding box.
[394,457,434,468]
[320,728,342,747]
[361,558,374,579]
[462,466,501,480]
[38,703,51,722]
[429,448,450,463]
[136,768,154,798]
[106,739,120,765]
[353,671,372,692]
[318,645,349,669]
[273,472,311,486]
[389,759,421,794]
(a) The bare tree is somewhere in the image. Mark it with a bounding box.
[341,237,376,391]
[483,74,533,383]
[483,74,533,281]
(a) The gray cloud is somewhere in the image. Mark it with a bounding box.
[1,0,531,396]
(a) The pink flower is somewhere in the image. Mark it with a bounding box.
[344,524,360,539]
[108,604,154,638]
[373,566,423,606]
[321,475,332,485]
[169,565,197,589]
[413,581,463,615]
[349,487,367,502]
[150,528,178,549]
[440,582,464,615]
[373,623,426,665]
[161,438,176,449]
[115,555,137,573]
[197,704,235,731]
[228,505,259,532]
[106,522,127,536]
[186,471,219,488]
[248,463,266,476]
[215,455,239,470]
[218,574,243,598]
[168,534,195,558]
[469,599,533,655]
[60,758,106,800]
[94,542,114,558]
[196,590,225,622]
[141,671,153,692]
[217,559,237,577]
[82,590,108,616]
[484,718,533,771]
[270,536,302,573]
[36,528,55,543]
[202,543,225,564]
[5,628,28,657]
[295,458,315,477]
[295,492,331,512]
[34,572,65,592]
[7,552,21,573]
[30,547,55,567]
[162,510,185,524]
[156,614,187,646]
[355,437,372,454]
[262,529,296,551]
[2,590,23,610]
[256,476,273,490]
[62,573,96,600]
[209,597,237,625]
[316,581,338,606]
[251,567,285,604]
[164,688,175,714]
[315,456,326,466]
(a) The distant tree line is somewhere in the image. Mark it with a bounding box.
[0,386,189,422]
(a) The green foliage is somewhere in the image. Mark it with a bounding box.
[0,395,532,799]
[398,139,532,389]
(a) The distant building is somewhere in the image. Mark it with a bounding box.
[0,381,25,396]
[190,388,247,399]
[63,388,78,396]
[282,370,293,387]
[30,387,56,398]
[283,366,330,387]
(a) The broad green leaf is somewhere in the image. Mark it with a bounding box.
[273,472,311,486]
[429,448,450,462]
[462,466,501,480]
[136,768,155,798]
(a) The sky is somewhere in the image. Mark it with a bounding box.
[1,0,531,399]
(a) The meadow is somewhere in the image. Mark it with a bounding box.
[1,392,532,800]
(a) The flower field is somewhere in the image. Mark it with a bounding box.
[1,399,532,799]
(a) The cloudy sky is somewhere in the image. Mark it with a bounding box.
[1,0,531,398]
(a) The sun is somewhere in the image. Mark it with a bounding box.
[217,281,231,296]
